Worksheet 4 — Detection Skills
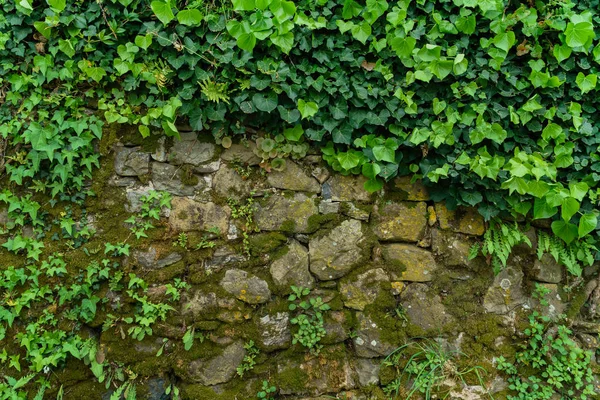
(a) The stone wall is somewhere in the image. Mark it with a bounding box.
[25,131,600,398]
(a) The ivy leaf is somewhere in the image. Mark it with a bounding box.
[561,197,580,222]
[237,33,257,51]
[337,151,361,170]
[278,106,300,123]
[351,21,372,44]
[575,72,597,94]
[177,9,203,26]
[578,213,597,238]
[33,21,52,39]
[362,163,381,179]
[47,0,66,12]
[270,31,294,54]
[58,39,75,58]
[252,92,278,112]
[551,220,578,244]
[283,125,304,141]
[188,108,204,131]
[135,34,153,50]
[364,178,384,192]
[298,99,318,119]
[389,37,416,58]
[565,21,594,48]
[459,190,483,206]
[151,1,175,26]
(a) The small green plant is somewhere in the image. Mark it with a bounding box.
[194,234,216,250]
[496,285,595,400]
[536,231,596,277]
[173,232,188,248]
[382,339,491,400]
[469,219,531,274]
[125,191,172,239]
[288,286,330,355]
[227,194,258,256]
[182,326,205,351]
[237,340,260,377]
[256,380,276,400]
[165,384,181,400]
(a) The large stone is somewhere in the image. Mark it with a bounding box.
[309,219,367,280]
[220,269,271,304]
[340,268,390,310]
[401,283,455,331]
[169,131,215,166]
[326,174,371,202]
[392,176,429,201]
[371,202,427,242]
[181,291,219,319]
[531,254,562,283]
[115,146,150,177]
[255,192,318,233]
[483,266,529,314]
[187,341,245,385]
[435,203,485,236]
[270,240,315,292]
[381,244,439,282]
[355,358,381,386]
[353,312,399,358]
[205,246,247,273]
[213,164,254,200]
[267,161,321,193]
[133,246,182,270]
[221,142,261,166]
[431,229,481,270]
[168,197,230,233]
[152,162,206,196]
[256,312,291,351]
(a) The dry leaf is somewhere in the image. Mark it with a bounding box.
[361,60,376,71]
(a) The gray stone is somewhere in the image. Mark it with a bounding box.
[431,229,481,269]
[133,247,182,270]
[401,283,455,331]
[220,269,271,304]
[371,202,427,242]
[137,378,168,400]
[577,333,599,350]
[187,341,245,385]
[340,268,390,310]
[353,312,399,358]
[213,164,254,200]
[182,291,219,318]
[152,162,206,196]
[270,240,314,293]
[221,142,261,166]
[125,185,154,213]
[205,246,247,273]
[193,159,221,173]
[115,146,150,177]
[108,176,137,187]
[327,174,371,202]
[323,311,350,344]
[255,192,318,233]
[311,165,330,184]
[169,131,215,166]
[532,254,562,283]
[168,197,230,233]
[318,200,340,214]
[0,207,9,226]
[309,219,367,280]
[483,266,529,314]
[341,202,370,221]
[355,358,381,386]
[151,137,167,162]
[267,161,321,193]
[381,244,439,282]
[256,312,291,351]
[534,283,566,317]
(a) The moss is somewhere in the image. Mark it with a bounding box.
[275,363,309,393]
[306,213,341,234]
[565,284,589,319]
[145,260,186,283]
[247,232,287,256]
[180,165,199,186]
[279,219,296,234]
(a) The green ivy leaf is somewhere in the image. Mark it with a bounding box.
[151,1,175,25]
[47,0,66,12]
[252,92,278,112]
[565,21,594,48]
[561,197,580,222]
[298,99,318,119]
[337,151,362,170]
[364,178,384,192]
[177,9,203,26]
[58,39,75,58]
[283,125,304,141]
[237,33,257,51]
[575,72,597,94]
[578,213,597,238]
[351,21,372,44]
[551,220,578,244]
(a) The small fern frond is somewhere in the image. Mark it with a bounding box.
[198,79,230,104]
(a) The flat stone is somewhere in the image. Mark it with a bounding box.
[483,266,530,314]
[340,268,390,310]
[213,164,254,200]
[256,312,291,351]
[205,246,247,273]
[168,197,230,233]
[381,243,439,282]
[327,174,371,202]
[125,185,154,213]
[193,159,221,173]
[435,203,485,236]
[355,358,381,386]
[311,165,330,184]
[341,202,370,221]
[187,341,245,385]
[169,132,215,166]
[115,146,150,177]
[181,291,219,319]
[267,161,321,193]
[152,162,206,196]
[371,202,427,242]
[221,142,261,166]
[255,192,318,233]
[534,283,566,318]
[108,176,137,187]
[531,254,562,283]
[151,137,167,162]
[431,229,481,270]
[353,312,399,358]
[270,240,315,293]
[322,311,350,344]
[220,269,271,304]
[309,219,367,280]
[401,283,455,331]
[392,176,429,201]
[318,200,340,214]
[133,246,182,270]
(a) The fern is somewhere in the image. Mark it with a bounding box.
[469,219,531,274]
[536,231,595,277]
[198,79,230,104]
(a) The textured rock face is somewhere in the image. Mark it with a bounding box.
[401,283,455,331]
[353,312,399,358]
[115,146,150,177]
[221,142,261,166]
[133,246,182,270]
[266,160,321,193]
[220,269,271,304]
[431,229,481,269]
[168,197,230,233]
[326,174,371,202]
[256,312,291,351]
[483,266,529,314]
[392,176,429,201]
[371,201,427,242]
[213,164,254,200]
[309,219,366,280]
[381,243,439,282]
[181,291,219,318]
[152,162,205,196]
[186,341,245,385]
[168,132,215,166]
[269,240,314,292]
[340,268,390,310]
[435,203,485,236]
[255,192,318,233]
[531,254,562,283]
